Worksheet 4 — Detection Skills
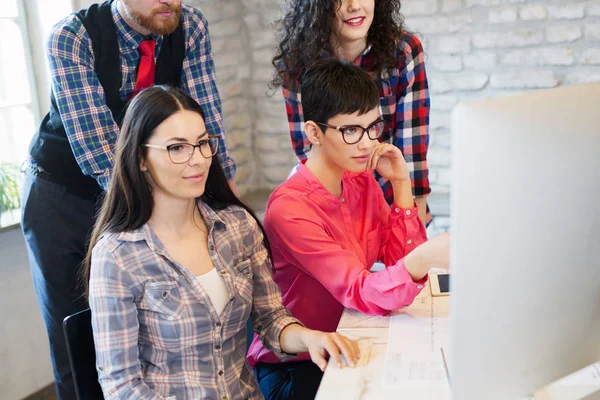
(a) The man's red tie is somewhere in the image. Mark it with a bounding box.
[131,39,155,98]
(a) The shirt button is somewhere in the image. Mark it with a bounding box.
[216,322,222,327]
[220,270,227,275]
[395,208,400,213]
[98,366,103,372]
[340,197,344,202]
[417,284,424,289]
[406,210,411,215]
[218,370,224,376]
[222,396,228,400]
[215,344,221,350]
[407,239,412,244]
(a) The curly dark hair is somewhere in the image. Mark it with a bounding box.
[270,0,406,92]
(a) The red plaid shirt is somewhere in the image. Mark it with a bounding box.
[283,33,431,221]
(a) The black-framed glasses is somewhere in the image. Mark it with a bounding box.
[142,135,219,164]
[316,118,385,144]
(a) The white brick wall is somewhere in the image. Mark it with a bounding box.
[404,0,600,196]
[193,0,600,204]
[189,0,295,195]
[187,0,261,196]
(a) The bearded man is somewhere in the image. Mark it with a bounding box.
[21,1,236,398]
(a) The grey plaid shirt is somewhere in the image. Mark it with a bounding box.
[89,201,300,400]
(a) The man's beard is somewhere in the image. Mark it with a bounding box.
[124,2,182,35]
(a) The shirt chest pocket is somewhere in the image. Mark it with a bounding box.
[379,95,397,143]
[233,259,253,304]
[139,281,184,321]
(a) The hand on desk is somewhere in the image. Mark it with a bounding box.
[303,330,361,372]
[405,233,451,281]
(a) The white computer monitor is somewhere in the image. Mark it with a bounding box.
[449,83,600,399]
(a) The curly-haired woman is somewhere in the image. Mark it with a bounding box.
[272,0,432,226]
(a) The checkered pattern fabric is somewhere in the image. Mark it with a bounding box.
[89,201,299,400]
[47,3,235,189]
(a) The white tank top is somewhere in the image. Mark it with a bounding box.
[196,268,230,315]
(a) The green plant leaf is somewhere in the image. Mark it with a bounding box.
[0,162,21,212]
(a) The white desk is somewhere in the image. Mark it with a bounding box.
[315,272,600,400]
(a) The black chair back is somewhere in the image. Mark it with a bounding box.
[63,308,104,400]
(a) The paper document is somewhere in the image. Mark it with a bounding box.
[338,307,391,330]
[388,301,450,352]
[337,327,390,344]
[382,349,450,389]
[315,340,373,400]
[331,339,373,369]
[381,276,452,389]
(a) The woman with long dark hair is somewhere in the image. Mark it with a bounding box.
[272,0,432,226]
[84,86,358,400]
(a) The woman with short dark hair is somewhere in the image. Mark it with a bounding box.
[272,0,433,226]
[248,59,449,400]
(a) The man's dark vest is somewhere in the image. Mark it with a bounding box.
[29,0,185,200]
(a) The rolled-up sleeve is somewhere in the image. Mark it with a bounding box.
[282,86,311,161]
[266,196,427,316]
[374,175,428,266]
[48,18,117,190]
[395,34,431,199]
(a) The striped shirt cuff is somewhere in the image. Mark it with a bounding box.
[97,171,111,191]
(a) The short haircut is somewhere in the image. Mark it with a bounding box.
[300,58,379,125]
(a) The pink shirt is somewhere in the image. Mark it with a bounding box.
[247,163,428,366]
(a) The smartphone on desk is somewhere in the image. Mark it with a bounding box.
[430,273,450,297]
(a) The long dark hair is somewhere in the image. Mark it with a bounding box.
[83,86,269,295]
[270,0,406,91]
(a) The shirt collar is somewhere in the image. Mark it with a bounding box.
[296,160,355,204]
[111,0,157,51]
[322,43,373,64]
[361,43,373,56]
[116,224,160,253]
[353,43,373,65]
[196,200,228,229]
